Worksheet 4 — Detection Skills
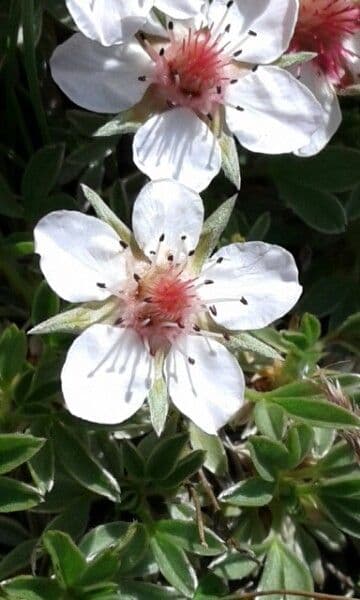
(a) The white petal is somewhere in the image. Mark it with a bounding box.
[34,210,126,303]
[155,0,205,19]
[66,0,153,46]
[50,34,153,113]
[207,0,298,63]
[166,335,244,434]
[342,32,360,80]
[61,325,151,424]
[132,180,204,261]
[225,66,323,154]
[294,63,342,157]
[199,242,302,331]
[133,108,222,192]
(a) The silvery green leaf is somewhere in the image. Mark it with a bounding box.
[93,110,141,137]
[189,423,228,475]
[81,184,131,244]
[338,83,360,96]
[276,51,317,68]
[225,333,282,360]
[219,130,241,190]
[28,299,118,335]
[148,377,169,437]
[190,194,237,274]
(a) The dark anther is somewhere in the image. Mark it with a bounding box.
[209,305,217,316]
[217,85,222,94]
[150,250,156,255]
[236,105,244,111]
[207,113,213,121]
[188,249,195,256]
[159,47,165,56]
[252,65,259,72]
[139,32,146,40]
[133,273,141,282]
[225,24,231,33]
[217,257,224,263]
[168,20,174,30]
[230,78,238,84]
[188,357,196,365]
[96,282,106,289]
[159,233,165,242]
[240,296,248,305]
[115,318,123,325]
[143,297,152,303]
[193,324,201,332]
[178,322,185,329]
[233,49,243,57]
[226,0,234,7]
[119,240,128,249]
[223,332,231,341]
[248,30,257,36]
[181,234,187,240]
[204,279,214,285]
[138,75,147,82]
[168,254,174,262]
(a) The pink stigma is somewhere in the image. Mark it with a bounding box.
[119,265,200,354]
[290,0,360,86]
[152,28,231,115]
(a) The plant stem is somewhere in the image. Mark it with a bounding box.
[21,0,50,144]
[226,589,360,600]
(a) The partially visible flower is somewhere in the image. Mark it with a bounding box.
[51,0,324,192]
[32,180,302,434]
[65,0,205,47]
[288,0,360,155]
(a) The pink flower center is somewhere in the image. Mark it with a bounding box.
[290,0,360,86]
[151,28,231,115]
[119,264,201,353]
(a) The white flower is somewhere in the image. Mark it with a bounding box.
[50,0,324,192]
[33,180,302,435]
[288,0,360,156]
[65,0,205,46]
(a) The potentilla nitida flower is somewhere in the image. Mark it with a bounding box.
[31,180,302,434]
[50,0,324,192]
[289,0,360,155]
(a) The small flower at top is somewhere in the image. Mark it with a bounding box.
[288,0,360,155]
[50,0,324,192]
[31,180,302,435]
[65,0,205,46]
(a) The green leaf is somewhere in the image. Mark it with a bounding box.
[247,212,271,241]
[219,130,241,189]
[0,434,45,475]
[0,325,27,384]
[317,496,360,538]
[285,423,314,467]
[43,530,87,588]
[0,538,37,580]
[254,401,286,441]
[146,433,188,480]
[225,332,282,360]
[28,424,54,495]
[46,497,90,540]
[247,437,290,481]
[53,423,121,502]
[194,573,228,598]
[210,550,257,581]
[331,311,360,354]
[318,474,360,498]
[29,298,118,335]
[0,477,42,512]
[278,179,347,234]
[189,423,228,475]
[275,51,317,68]
[148,376,169,437]
[80,522,148,574]
[117,581,179,599]
[123,440,146,480]
[151,535,197,598]
[31,281,60,326]
[259,539,313,600]
[0,516,30,546]
[159,450,205,489]
[300,313,321,346]
[269,395,360,428]
[81,184,131,244]
[93,110,141,137]
[155,520,225,556]
[22,144,65,207]
[190,195,236,274]
[219,476,275,507]
[3,576,63,600]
